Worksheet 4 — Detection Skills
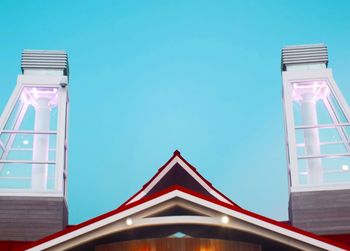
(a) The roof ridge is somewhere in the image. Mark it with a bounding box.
[122,150,239,207]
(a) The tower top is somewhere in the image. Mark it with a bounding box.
[281,44,328,71]
[21,50,69,76]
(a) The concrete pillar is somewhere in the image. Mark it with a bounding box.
[300,93,323,184]
[32,97,50,190]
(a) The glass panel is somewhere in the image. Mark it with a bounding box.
[0,163,56,190]
[50,106,58,131]
[295,127,350,157]
[4,99,23,130]
[328,92,348,124]
[319,127,342,142]
[0,86,59,192]
[316,100,333,124]
[47,164,56,190]
[0,134,10,149]
[293,102,303,126]
[6,133,34,161]
[0,132,56,161]
[49,134,57,149]
[297,157,350,185]
[321,143,348,155]
[296,146,305,156]
[18,105,35,130]
[291,80,350,187]
[345,127,350,140]
[295,129,306,144]
[292,96,334,127]
[2,87,59,132]
[291,80,349,126]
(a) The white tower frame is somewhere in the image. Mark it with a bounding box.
[282,44,350,192]
[0,50,69,197]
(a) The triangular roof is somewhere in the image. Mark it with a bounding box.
[122,150,238,207]
[22,151,350,251]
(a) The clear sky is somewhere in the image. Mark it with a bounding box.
[0,0,350,224]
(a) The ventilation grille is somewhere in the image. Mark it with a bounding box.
[282,44,328,71]
[21,50,69,75]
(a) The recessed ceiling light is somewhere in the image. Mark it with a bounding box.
[126,218,133,226]
[221,215,229,224]
[342,165,349,171]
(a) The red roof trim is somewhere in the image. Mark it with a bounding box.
[0,241,31,251]
[22,184,350,251]
[322,234,350,246]
[120,151,178,207]
[21,185,186,250]
[121,150,240,208]
[235,205,350,250]
[176,151,240,207]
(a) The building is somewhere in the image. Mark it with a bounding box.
[0,45,350,250]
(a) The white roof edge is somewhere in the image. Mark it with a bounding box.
[27,190,346,251]
[126,155,232,205]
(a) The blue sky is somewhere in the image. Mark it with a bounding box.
[0,0,350,224]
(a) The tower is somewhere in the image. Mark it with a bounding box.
[0,50,69,241]
[282,44,350,235]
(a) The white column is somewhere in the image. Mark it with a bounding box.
[300,93,323,184]
[32,98,50,190]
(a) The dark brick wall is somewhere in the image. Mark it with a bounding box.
[289,189,350,235]
[0,196,68,241]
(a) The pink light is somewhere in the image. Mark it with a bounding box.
[21,87,59,107]
[291,80,329,101]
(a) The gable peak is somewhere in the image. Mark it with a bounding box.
[173,149,181,156]
[124,151,236,207]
